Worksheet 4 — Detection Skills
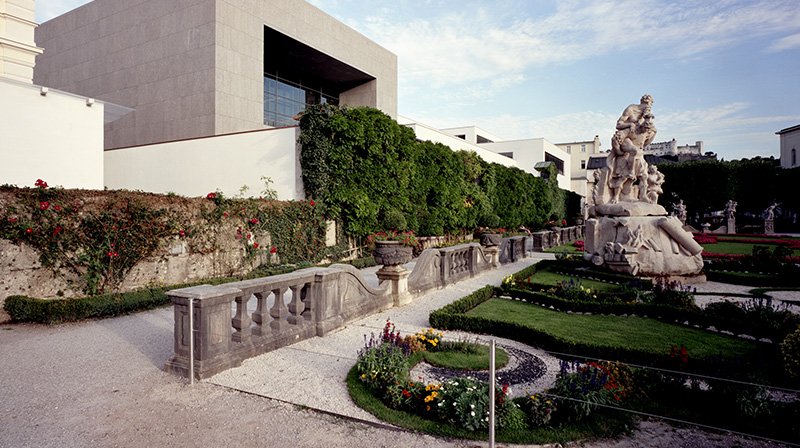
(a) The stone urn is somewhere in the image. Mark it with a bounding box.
[373,240,413,267]
[479,232,502,247]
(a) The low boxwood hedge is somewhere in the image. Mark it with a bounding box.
[4,256,377,324]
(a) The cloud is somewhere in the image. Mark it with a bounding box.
[768,33,800,52]
[351,0,800,101]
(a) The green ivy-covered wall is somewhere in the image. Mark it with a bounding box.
[298,104,580,238]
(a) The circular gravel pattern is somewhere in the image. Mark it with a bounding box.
[409,339,557,398]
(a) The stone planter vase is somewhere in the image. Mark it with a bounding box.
[479,233,502,247]
[373,240,413,267]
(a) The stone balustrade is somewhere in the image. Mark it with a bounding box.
[531,226,583,251]
[165,237,528,379]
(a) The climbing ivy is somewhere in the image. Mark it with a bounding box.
[298,104,578,238]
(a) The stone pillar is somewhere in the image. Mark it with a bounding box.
[376,265,411,307]
[727,218,736,235]
[164,284,242,380]
[765,219,775,235]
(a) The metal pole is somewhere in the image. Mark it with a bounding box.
[188,298,194,385]
[489,339,495,448]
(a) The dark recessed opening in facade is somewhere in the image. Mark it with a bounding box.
[263,26,375,127]
[476,135,493,144]
[544,152,564,174]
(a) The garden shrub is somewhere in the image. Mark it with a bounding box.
[549,360,634,422]
[523,393,557,427]
[356,337,409,391]
[781,326,800,379]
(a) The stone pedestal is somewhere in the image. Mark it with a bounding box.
[727,218,736,234]
[376,265,411,307]
[765,219,774,234]
[585,202,704,277]
[483,246,500,267]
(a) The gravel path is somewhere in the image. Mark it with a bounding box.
[0,253,791,447]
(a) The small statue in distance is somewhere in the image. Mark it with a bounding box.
[645,165,665,204]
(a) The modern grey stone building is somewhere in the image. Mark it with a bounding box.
[34,0,398,149]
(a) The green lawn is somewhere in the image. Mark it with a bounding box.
[421,343,509,370]
[544,243,582,254]
[701,241,800,256]
[467,299,758,360]
[524,270,621,292]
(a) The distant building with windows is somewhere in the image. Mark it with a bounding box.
[34,0,397,150]
[555,136,602,197]
[777,124,800,169]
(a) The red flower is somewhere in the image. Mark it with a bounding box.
[402,389,411,398]
[178,229,186,237]
[107,251,119,258]
[249,218,259,225]
[34,179,48,189]
[222,212,229,218]
[53,205,62,212]
[25,227,33,234]
[39,201,50,211]
[7,217,17,223]
[253,242,259,249]
[270,246,277,254]
[206,192,217,200]
[52,225,63,237]
[561,219,567,226]
[310,200,316,206]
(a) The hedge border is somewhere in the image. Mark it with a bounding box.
[3,256,376,324]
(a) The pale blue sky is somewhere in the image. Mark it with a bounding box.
[38,0,800,160]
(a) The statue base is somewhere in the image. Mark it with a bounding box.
[584,215,704,277]
[594,201,668,217]
[765,219,774,234]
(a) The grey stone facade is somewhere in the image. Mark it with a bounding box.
[34,0,398,149]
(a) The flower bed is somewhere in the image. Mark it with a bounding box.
[349,318,632,443]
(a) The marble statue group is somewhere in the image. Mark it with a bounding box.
[583,95,704,279]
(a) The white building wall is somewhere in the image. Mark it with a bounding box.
[398,118,517,168]
[0,78,104,188]
[480,139,571,191]
[555,136,601,197]
[104,127,304,200]
[779,126,800,169]
[439,125,501,144]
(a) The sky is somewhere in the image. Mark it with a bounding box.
[37,0,800,161]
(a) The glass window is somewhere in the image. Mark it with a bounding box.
[581,144,586,152]
[566,145,571,153]
[581,160,586,169]
[263,74,339,127]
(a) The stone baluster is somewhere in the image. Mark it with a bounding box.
[270,286,289,331]
[232,292,251,343]
[287,283,305,325]
[252,291,269,337]
[299,282,313,320]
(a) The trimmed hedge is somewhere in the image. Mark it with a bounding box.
[706,269,799,287]
[4,256,377,324]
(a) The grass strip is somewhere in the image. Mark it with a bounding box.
[467,299,758,360]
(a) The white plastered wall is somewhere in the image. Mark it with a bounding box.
[779,128,800,169]
[104,127,304,200]
[397,117,517,168]
[0,78,104,188]
[480,139,572,191]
